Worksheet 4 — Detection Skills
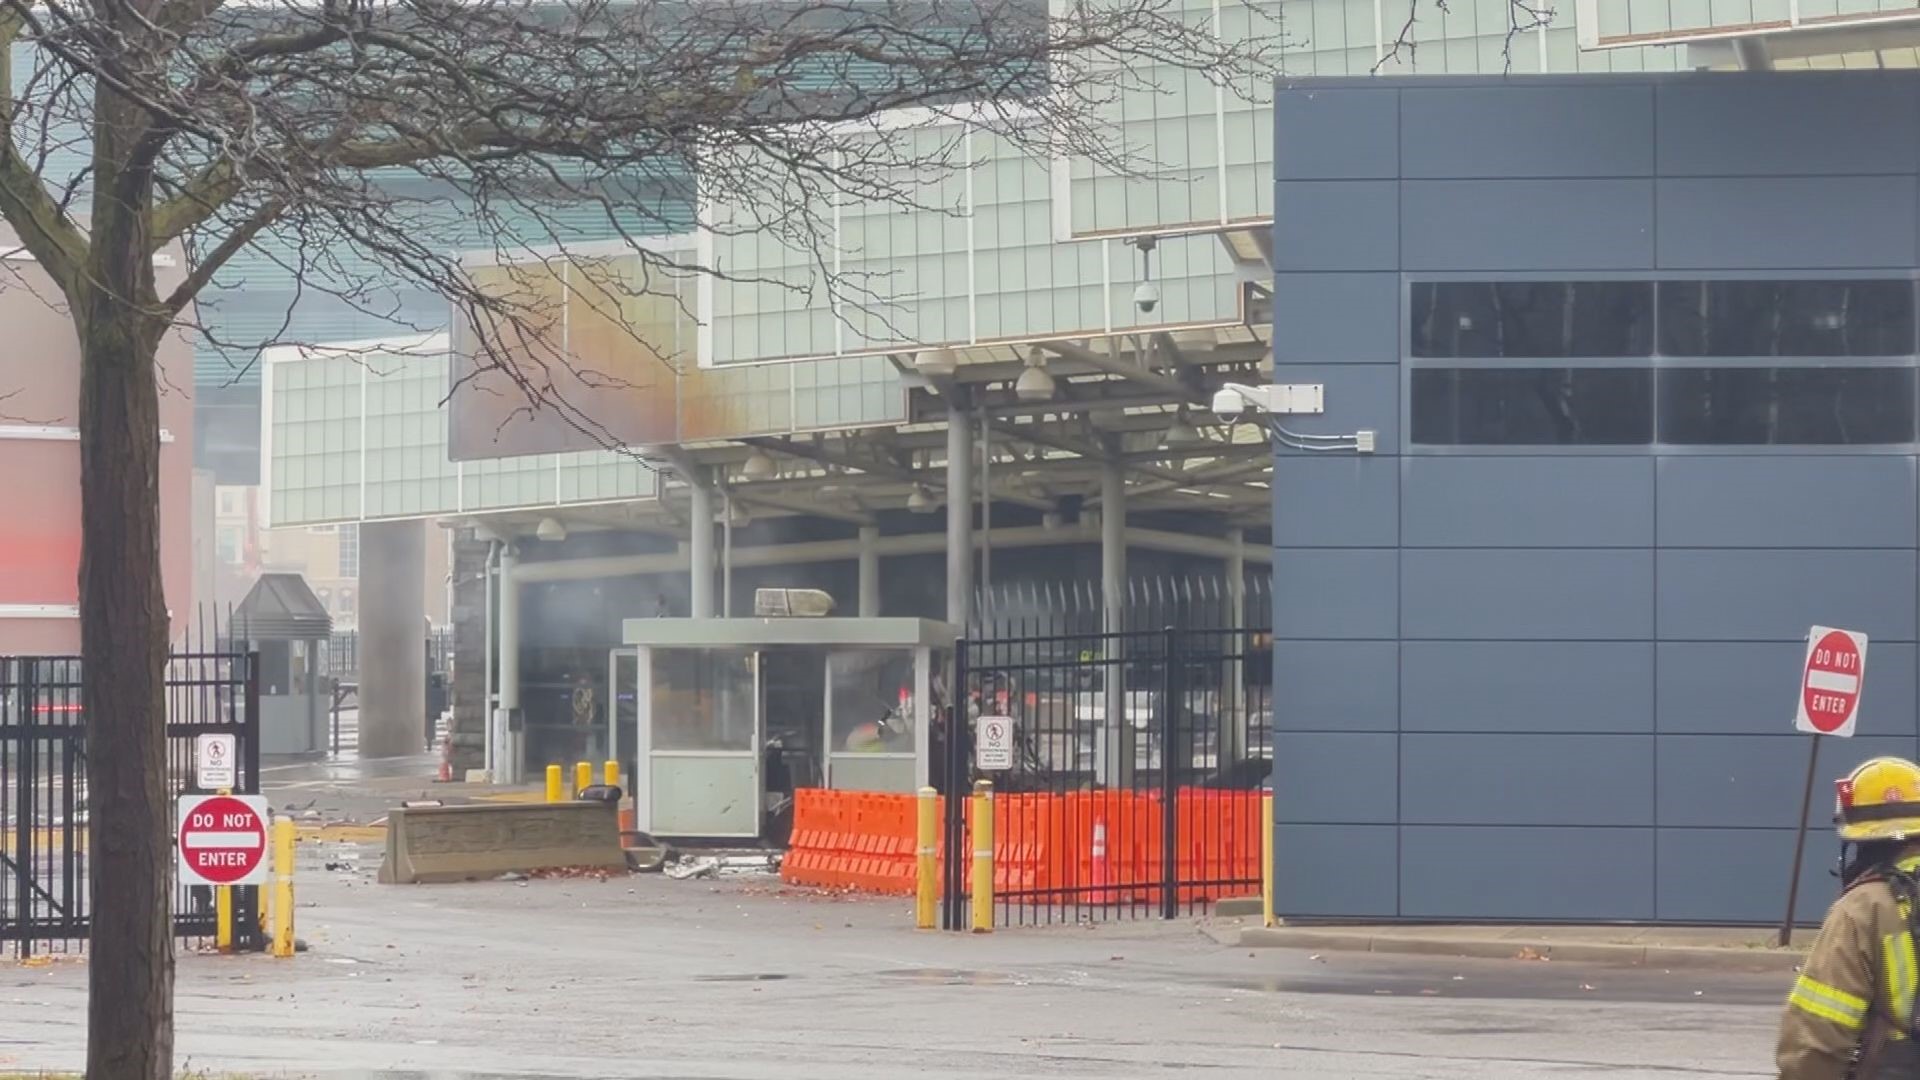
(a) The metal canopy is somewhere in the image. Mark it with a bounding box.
[621,616,955,649]
[234,573,333,641]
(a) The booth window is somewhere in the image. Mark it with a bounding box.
[1410,367,1654,445]
[1411,281,1654,359]
[828,651,917,753]
[1658,367,1918,445]
[1658,280,1916,358]
[650,649,755,752]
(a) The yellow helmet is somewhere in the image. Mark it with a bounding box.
[1837,757,1920,841]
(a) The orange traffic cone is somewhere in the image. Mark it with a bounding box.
[1088,816,1116,904]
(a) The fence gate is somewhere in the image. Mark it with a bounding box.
[0,651,260,958]
[940,612,1271,930]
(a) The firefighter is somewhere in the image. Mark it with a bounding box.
[1778,756,1920,1080]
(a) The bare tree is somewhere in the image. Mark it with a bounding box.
[0,0,1283,1074]
[1377,0,1556,72]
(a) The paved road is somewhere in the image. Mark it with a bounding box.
[4,849,1787,1079]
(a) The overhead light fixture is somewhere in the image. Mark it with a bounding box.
[1014,346,1056,403]
[906,484,938,513]
[740,447,778,481]
[1162,409,1200,447]
[914,348,959,377]
[535,517,567,542]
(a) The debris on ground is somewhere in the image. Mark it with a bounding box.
[665,856,721,880]
[529,866,621,882]
[663,852,781,881]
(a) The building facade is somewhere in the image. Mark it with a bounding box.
[1270,71,1920,922]
[0,243,196,653]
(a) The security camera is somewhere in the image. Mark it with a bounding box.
[1211,385,1248,420]
[1133,280,1161,314]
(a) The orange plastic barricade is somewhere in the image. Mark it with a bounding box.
[783,786,1264,905]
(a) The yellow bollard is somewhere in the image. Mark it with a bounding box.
[1261,792,1276,929]
[970,780,994,934]
[215,884,232,952]
[574,761,592,797]
[271,818,296,958]
[545,764,564,804]
[603,760,620,789]
[915,787,938,930]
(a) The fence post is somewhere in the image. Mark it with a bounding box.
[1160,626,1179,920]
[943,641,969,932]
[14,660,35,958]
[216,787,233,953]
[971,779,994,933]
[240,654,263,949]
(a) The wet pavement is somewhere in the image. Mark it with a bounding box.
[4,843,1786,1079]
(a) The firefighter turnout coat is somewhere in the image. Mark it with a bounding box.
[1779,858,1920,1080]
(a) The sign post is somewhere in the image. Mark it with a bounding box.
[177,794,272,889]
[1780,626,1868,947]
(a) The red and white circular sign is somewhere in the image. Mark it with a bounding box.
[1799,627,1867,737]
[176,795,269,886]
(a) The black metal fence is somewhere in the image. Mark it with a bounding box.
[326,626,454,683]
[941,579,1271,929]
[0,651,260,958]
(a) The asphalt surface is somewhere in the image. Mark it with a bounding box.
[4,844,1788,1080]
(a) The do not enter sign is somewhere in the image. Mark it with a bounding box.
[1796,626,1869,738]
[176,794,271,887]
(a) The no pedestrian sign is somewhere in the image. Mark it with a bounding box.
[195,732,236,789]
[976,715,1014,772]
[1795,625,1868,738]
[176,794,271,887]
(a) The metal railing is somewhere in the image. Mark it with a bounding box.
[0,650,260,958]
[941,578,1271,929]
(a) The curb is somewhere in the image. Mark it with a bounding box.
[1238,926,1806,972]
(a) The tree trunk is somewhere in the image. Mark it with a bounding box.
[79,311,173,1080]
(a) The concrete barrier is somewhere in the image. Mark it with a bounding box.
[378,801,627,884]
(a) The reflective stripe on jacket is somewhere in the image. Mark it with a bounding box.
[1779,857,1920,1080]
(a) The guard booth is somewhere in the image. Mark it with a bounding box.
[615,617,955,840]
[233,573,334,756]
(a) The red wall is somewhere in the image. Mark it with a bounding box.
[0,251,194,654]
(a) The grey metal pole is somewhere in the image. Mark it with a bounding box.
[946,399,973,628]
[858,525,880,618]
[482,538,498,778]
[497,543,521,784]
[980,413,992,621]
[722,490,734,618]
[689,473,714,619]
[1224,527,1248,770]
[1102,457,1131,787]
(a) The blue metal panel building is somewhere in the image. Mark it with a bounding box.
[1270,72,1920,923]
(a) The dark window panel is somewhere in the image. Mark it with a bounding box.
[1657,367,1917,445]
[1411,367,1654,445]
[1658,280,1916,357]
[1411,281,1655,358]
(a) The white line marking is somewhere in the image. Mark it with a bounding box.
[183,832,261,848]
[1808,671,1861,695]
